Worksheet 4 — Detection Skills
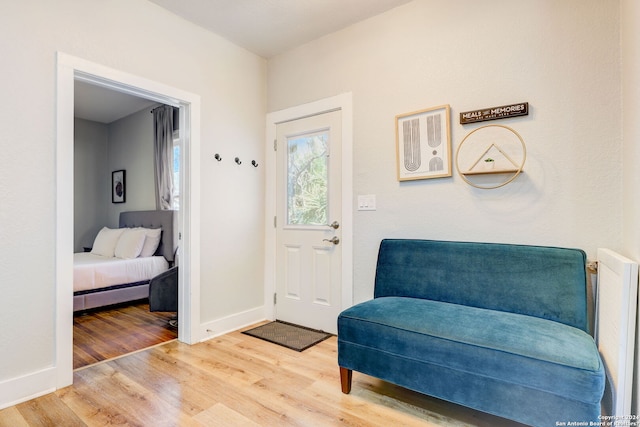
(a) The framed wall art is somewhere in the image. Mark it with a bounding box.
[112,169,126,203]
[396,104,451,181]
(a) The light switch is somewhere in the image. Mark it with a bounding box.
[357,194,376,211]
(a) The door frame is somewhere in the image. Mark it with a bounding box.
[56,52,202,389]
[264,93,353,321]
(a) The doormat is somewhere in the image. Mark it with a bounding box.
[242,320,332,352]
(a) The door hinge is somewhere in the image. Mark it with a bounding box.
[273,139,277,151]
[273,293,277,304]
[178,232,182,240]
[274,216,277,228]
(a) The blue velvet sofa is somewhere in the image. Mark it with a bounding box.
[338,239,605,427]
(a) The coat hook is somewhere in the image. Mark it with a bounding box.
[235,157,242,165]
[214,153,222,161]
[251,160,259,167]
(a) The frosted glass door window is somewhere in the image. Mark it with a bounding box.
[287,131,329,226]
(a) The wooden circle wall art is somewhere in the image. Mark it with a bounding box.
[455,124,526,189]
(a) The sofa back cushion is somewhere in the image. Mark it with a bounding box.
[373,239,589,332]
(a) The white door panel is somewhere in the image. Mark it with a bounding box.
[276,110,342,333]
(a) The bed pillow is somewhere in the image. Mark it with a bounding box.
[138,227,162,257]
[114,228,147,259]
[91,227,126,257]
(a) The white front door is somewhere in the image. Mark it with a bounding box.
[275,110,342,334]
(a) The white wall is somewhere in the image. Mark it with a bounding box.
[0,0,265,406]
[620,0,640,413]
[268,0,623,304]
[73,108,156,252]
[622,0,640,261]
[74,107,157,252]
[74,118,108,252]
[107,106,157,225]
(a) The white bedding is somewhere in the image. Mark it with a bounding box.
[73,252,169,293]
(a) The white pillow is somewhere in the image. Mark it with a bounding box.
[91,227,126,257]
[114,228,147,259]
[138,227,162,257]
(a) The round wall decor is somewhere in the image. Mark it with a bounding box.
[455,124,526,189]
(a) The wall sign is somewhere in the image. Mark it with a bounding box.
[460,102,528,124]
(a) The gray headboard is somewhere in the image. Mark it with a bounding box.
[119,210,178,263]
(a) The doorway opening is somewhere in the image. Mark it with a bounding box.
[73,83,180,368]
[56,52,201,389]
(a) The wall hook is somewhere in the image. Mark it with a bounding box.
[214,153,222,161]
[251,160,259,168]
[235,157,242,165]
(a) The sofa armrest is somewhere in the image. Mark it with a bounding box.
[149,266,178,312]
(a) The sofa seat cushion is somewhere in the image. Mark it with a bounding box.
[338,296,604,404]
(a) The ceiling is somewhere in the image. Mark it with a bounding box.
[74,81,158,124]
[147,0,413,58]
[75,0,413,123]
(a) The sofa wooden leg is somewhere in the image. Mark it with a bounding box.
[340,367,352,394]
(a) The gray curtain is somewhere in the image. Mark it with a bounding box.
[153,105,175,210]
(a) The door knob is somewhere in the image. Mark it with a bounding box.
[323,236,340,245]
[328,221,340,229]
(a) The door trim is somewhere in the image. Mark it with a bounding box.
[56,52,201,389]
[265,93,353,321]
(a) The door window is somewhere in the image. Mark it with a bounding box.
[286,131,329,226]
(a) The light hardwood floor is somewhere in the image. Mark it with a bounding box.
[73,302,177,369]
[1,325,523,426]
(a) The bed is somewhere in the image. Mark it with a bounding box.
[73,210,178,312]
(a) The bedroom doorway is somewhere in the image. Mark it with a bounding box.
[73,84,180,369]
[56,52,202,389]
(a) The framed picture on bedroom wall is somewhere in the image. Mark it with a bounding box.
[396,104,452,181]
[112,170,126,203]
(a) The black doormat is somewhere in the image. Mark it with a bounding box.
[242,320,332,352]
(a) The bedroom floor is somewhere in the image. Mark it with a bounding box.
[73,301,177,369]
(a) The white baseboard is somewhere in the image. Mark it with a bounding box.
[0,307,269,409]
[0,366,57,410]
[198,305,268,342]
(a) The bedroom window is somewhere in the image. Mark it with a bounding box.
[172,133,180,210]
